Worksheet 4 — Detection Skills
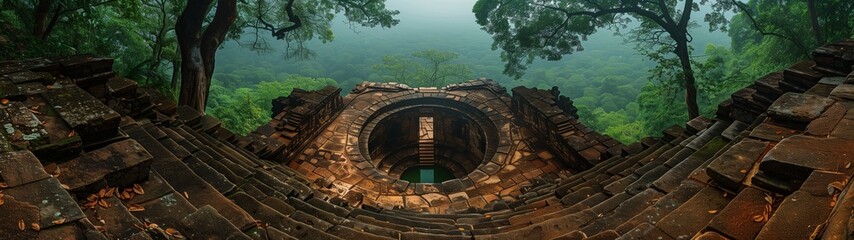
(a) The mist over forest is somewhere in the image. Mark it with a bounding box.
[2,0,851,143]
[209,0,732,142]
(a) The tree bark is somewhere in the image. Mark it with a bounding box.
[171,60,180,91]
[32,0,51,38]
[806,0,824,45]
[674,34,700,119]
[176,0,237,113]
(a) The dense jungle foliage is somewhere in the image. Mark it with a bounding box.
[1,0,852,143]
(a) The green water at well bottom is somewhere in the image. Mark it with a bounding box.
[400,166,455,183]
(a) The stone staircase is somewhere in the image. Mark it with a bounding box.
[0,39,852,239]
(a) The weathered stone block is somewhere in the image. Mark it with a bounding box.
[0,150,50,187]
[43,85,120,141]
[767,92,835,124]
[3,178,86,229]
[707,138,769,191]
[760,135,854,180]
[56,139,153,193]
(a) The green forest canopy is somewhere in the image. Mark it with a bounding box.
[1,0,852,141]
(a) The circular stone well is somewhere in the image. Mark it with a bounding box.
[361,98,499,183]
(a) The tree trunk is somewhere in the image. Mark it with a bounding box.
[674,36,700,120]
[806,0,824,45]
[32,0,51,38]
[171,60,180,91]
[175,0,236,113]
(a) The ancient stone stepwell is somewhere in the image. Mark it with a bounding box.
[0,40,853,239]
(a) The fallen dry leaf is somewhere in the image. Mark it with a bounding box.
[30,223,40,231]
[98,199,110,208]
[132,184,144,195]
[739,169,747,174]
[846,162,851,169]
[98,188,107,198]
[95,225,106,232]
[828,181,845,195]
[831,194,839,207]
[1,99,9,105]
[119,191,131,200]
[86,194,98,202]
[106,187,116,196]
[60,183,70,190]
[182,191,189,199]
[0,182,8,188]
[52,218,66,225]
[67,130,76,137]
[165,228,179,235]
[127,204,145,212]
[18,219,24,231]
[708,210,718,214]
[764,195,773,204]
[752,214,764,222]
[84,201,97,209]
[0,196,4,206]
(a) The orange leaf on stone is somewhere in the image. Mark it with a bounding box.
[0,182,8,188]
[752,215,764,222]
[98,188,107,198]
[132,184,144,195]
[120,191,131,200]
[52,218,66,225]
[707,210,718,214]
[98,199,110,208]
[127,204,145,212]
[18,219,24,231]
[1,99,9,105]
[30,223,40,231]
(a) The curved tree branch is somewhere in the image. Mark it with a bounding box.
[731,0,813,59]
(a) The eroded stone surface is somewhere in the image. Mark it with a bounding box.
[56,139,153,193]
[767,92,835,124]
[760,135,854,179]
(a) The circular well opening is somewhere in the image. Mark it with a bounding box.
[362,98,497,183]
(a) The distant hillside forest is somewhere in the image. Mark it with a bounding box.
[1,0,852,143]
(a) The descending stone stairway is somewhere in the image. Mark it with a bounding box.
[0,40,852,240]
[418,117,436,166]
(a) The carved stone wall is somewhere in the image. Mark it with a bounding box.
[511,86,623,171]
[249,86,343,162]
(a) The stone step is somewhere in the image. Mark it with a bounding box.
[653,186,733,239]
[704,187,774,240]
[56,139,152,196]
[181,205,253,239]
[614,179,705,235]
[82,196,147,239]
[124,124,257,230]
[754,190,833,240]
[43,84,121,142]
